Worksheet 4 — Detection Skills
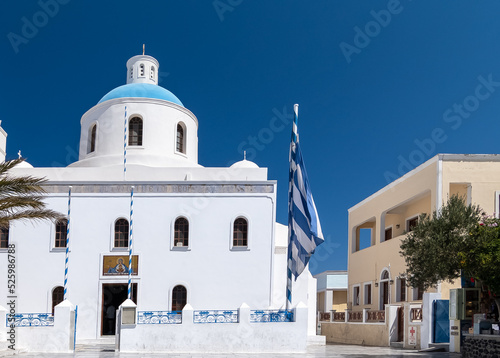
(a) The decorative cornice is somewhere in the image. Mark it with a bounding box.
[43,183,274,194]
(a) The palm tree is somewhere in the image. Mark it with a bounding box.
[0,158,63,228]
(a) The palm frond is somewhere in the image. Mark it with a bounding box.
[0,209,63,228]
[0,159,64,228]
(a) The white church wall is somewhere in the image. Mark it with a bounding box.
[10,301,75,353]
[1,187,277,340]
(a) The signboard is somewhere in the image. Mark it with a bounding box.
[449,289,458,319]
[408,326,417,346]
[103,255,138,275]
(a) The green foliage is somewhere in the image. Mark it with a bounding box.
[466,214,500,296]
[0,158,62,228]
[400,195,482,291]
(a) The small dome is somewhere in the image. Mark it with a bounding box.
[230,159,259,169]
[16,160,33,168]
[98,83,183,107]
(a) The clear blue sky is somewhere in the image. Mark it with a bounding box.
[2,1,500,275]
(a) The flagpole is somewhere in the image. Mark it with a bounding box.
[123,106,127,181]
[286,104,299,310]
[127,186,134,300]
[63,186,72,301]
[285,104,324,311]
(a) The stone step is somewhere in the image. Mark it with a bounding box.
[426,343,449,352]
[75,337,116,352]
[390,341,404,349]
[307,335,326,346]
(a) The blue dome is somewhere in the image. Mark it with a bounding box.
[98,83,184,107]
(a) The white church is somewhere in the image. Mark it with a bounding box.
[0,53,319,353]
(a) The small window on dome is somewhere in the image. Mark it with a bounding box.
[129,67,133,79]
[139,64,145,77]
[150,66,155,81]
[176,124,185,154]
[88,124,96,154]
[129,117,143,146]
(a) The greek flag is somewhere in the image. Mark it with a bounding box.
[287,104,324,305]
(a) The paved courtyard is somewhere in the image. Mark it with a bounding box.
[3,343,461,357]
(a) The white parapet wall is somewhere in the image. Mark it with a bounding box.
[7,300,76,353]
[118,302,308,353]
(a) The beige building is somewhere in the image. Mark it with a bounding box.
[315,271,347,321]
[322,154,500,349]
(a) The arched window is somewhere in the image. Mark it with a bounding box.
[88,124,96,153]
[176,124,185,153]
[129,117,143,146]
[0,226,8,248]
[150,66,155,81]
[55,219,68,248]
[172,285,187,311]
[139,64,145,77]
[233,218,248,247]
[174,217,189,247]
[52,286,64,314]
[381,270,389,280]
[114,219,129,248]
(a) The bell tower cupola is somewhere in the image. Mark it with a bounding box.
[126,54,159,85]
[72,52,199,169]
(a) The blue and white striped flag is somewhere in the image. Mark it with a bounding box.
[287,104,324,306]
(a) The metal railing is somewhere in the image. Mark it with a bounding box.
[250,309,293,323]
[7,313,54,327]
[137,311,182,324]
[193,310,238,323]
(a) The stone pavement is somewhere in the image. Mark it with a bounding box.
[2,343,462,357]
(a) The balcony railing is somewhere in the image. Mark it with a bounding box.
[348,311,363,322]
[410,307,423,321]
[319,312,330,321]
[333,312,345,322]
[366,310,385,322]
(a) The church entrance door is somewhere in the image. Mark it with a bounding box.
[101,283,137,336]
